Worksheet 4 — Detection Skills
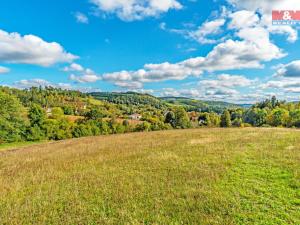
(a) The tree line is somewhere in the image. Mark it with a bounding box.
[0,87,299,144]
[197,96,300,128]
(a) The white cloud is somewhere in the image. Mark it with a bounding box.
[63,63,101,83]
[114,81,143,89]
[134,89,154,94]
[261,79,300,89]
[228,10,259,29]
[284,87,300,93]
[188,18,226,44]
[260,78,300,99]
[161,18,226,45]
[195,74,256,101]
[103,62,202,88]
[102,26,284,88]
[90,0,182,21]
[227,1,300,42]
[13,79,101,93]
[158,73,257,102]
[260,73,300,94]
[0,29,77,66]
[14,79,53,89]
[69,1,290,92]
[206,88,239,97]
[182,30,285,71]
[268,25,298,43]
[227,0,300,14]
[75,12,89,24]
[158,83,285,104]
[274,60,300,77]
[63,63,84,72]
[70,74,101,83]
[160,86,242,102]
[13,79,76,90]
[198,74,254,88]
[69,71,101,83]
[160,88,203,98]
[0,66,10,74]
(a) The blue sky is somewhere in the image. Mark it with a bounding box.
[0,0,300,103]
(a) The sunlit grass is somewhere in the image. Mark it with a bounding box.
[0,128,299,224]
[0,140,47,152]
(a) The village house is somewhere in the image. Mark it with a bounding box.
[46,107,52,116]
[129,113,142,120]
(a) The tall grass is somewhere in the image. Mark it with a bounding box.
[0,128,299,224]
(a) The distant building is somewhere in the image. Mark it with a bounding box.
[46,108,52,116]
[188,112,198,122]
[129,113,142,120]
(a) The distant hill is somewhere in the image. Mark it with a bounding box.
[237,104,253,108]
[90,92,167,110]
[90,92,241,113]
[160,96,241,113]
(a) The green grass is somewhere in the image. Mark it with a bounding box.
[0,128,299,224]
[0,140,47,152]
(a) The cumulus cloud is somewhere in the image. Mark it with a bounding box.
[196,74,256,100]
[284,87,300,93]
[260,72,300,94]
[188,18,226,44]
[182,29,285,71]
[0,66,10,74]
[227,0,300,14]
[160,86,243,102]
[159,74,255,101]
[228,10,259,29]
[63,63,84,72]
[13,79,101,92]
[274,60,300,77]
[102,62,202,89]
[101,27,284,88]
[157,2,289,87]
[133,89,154,94]
[158,82,284,104]
[53,0,296,99]
[206,88,239,97]
[268,25,298,43]
[198,74,255,88]
[261,79,300,89]
[227,0,300,42]
[160,88,204,98]
[69,68,101,83]
[70,74,101,83]
[63,63,101,83]
[161,18,226,44]
[75,12,89,24]
[14,79,55,89]
[0,29,77,67]
[90,0,182,21]
[261,77,300,96]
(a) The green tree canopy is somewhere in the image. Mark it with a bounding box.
[0,91,27,143]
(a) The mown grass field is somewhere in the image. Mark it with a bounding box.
[0,128,299,224]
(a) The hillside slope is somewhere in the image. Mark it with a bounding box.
[0,128,299,224]
[90,92,240,112]
[160,96,240,112]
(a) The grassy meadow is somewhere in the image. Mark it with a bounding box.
[0,128,299,224]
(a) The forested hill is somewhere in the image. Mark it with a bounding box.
[90,92,238,113]
[90,92,167,109]
[160,97,240,113]
[1,86,299,145]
